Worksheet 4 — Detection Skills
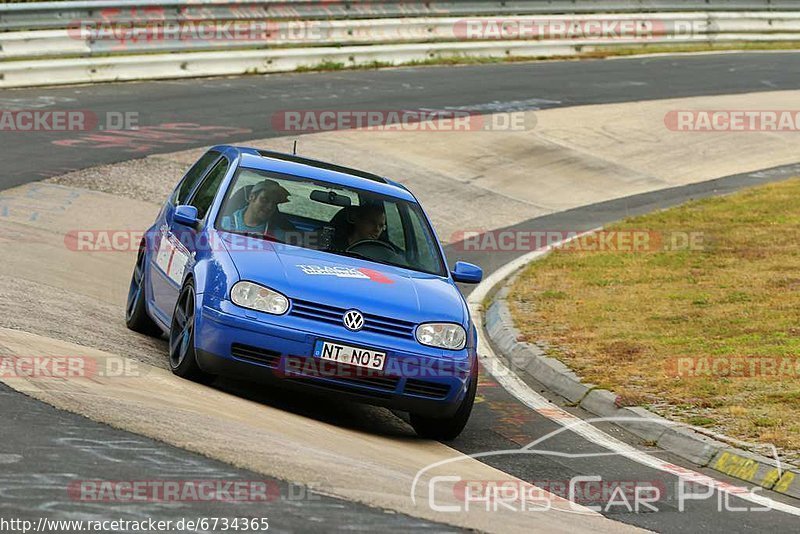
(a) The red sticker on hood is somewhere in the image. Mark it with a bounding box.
[357,268,394,284]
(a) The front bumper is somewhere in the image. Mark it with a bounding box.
[195,301,475,417]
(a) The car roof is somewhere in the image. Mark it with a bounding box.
[215,145,416,202]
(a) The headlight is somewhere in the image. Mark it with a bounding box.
[415,323,467,350]
[230,281,289,315]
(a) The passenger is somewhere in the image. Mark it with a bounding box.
[221,179,294,240]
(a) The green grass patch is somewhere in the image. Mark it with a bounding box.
[508,177,800,462]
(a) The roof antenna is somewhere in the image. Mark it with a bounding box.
[292,140,298,155]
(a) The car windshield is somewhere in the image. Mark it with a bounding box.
[215,167,447,277]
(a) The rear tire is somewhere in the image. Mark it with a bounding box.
[125,246,162,337]
[410,372,477,441]
[169,279,214,385]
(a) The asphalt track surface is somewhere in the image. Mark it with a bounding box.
[0,381,459,533]
[2,52,800,189]
[2,53,800,532]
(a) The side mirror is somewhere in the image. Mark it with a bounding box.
[451,261,483,284]
[174,205,199,227]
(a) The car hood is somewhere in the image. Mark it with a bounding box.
[219,232,466,325]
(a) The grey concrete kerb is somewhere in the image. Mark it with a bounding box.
[483,264,800,500]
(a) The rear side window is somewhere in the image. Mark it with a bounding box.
[187,157,230,220]
[172,150,220,205]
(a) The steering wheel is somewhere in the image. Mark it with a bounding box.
[345,239,403,262]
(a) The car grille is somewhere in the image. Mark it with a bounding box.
[231,343,281,368]
[290,298,416,339]
[403,379,451,399]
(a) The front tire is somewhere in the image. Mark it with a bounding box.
[169,279,214,384]
[126,246,162,337]
[410,372,477,441]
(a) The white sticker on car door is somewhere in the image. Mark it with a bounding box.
[155,233,190,285]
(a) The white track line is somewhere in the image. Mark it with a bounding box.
[466,231,800,517]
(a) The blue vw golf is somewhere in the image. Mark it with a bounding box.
[126,145,483,440]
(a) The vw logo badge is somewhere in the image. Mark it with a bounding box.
[343,309,364,331]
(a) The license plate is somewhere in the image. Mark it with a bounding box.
[313,340,386,371]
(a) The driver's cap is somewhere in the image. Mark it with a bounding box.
[250,179,290,204]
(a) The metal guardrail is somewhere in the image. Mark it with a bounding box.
[2,1,800,31]
[1,1,799,87]
[4,12,800,60]
[6,12,800,59]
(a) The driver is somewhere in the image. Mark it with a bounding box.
[345,204,386,247]
[221,179,294,240]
